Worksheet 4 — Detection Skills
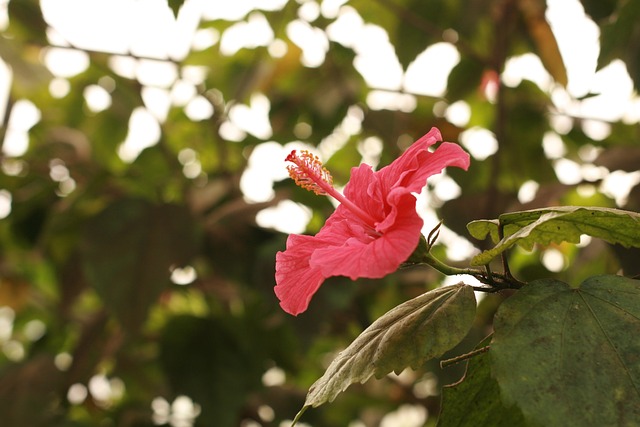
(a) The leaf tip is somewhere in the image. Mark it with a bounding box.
[467,219,500,242]
[167,0,184,18]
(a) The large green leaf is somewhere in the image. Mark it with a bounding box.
[294,284,476,422]
[437,339,526,427]
[491,276,640,426]
[467,206,640,265]
[81,199,199,331]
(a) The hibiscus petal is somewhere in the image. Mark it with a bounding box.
[379,129,470,194]
[377,127,442,185]
[342,164,386,223]
[311,192,423,279]
[275,234,328,316]
[374,187,413,232]
[395,142,470,193]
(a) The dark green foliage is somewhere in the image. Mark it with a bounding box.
[491,276,640,426]
[438,341,526,427]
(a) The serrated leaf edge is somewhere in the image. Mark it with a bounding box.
[469,207,640,265]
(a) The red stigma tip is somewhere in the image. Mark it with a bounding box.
[285,150,297,162]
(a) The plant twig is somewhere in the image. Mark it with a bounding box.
[440,345,490,368]
[416,251,524,290]
[497,223,526,288]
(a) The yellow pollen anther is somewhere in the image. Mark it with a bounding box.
[285,150,334,196]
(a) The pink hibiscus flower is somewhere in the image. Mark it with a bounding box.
[275,127,470,315]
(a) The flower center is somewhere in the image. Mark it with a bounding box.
[285,150,379,229]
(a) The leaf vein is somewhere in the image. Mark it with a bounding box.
[578,292,640,399]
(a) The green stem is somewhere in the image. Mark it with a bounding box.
[421,252,484,277]
[407,251,524,291]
